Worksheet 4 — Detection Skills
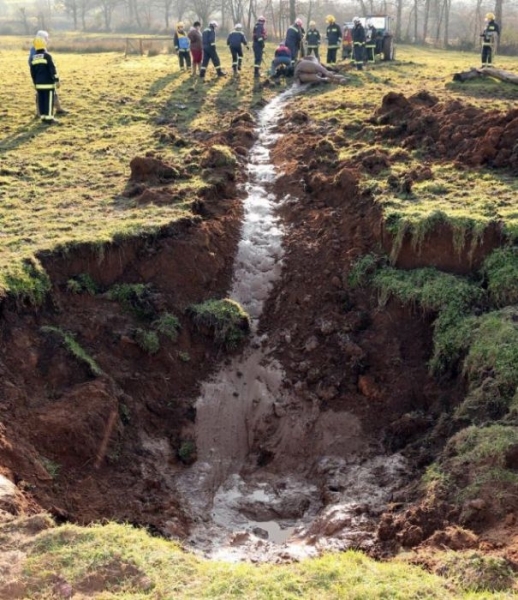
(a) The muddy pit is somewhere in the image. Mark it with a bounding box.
[0,88,515,563]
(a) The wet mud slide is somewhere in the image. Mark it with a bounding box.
[168,89,424,562]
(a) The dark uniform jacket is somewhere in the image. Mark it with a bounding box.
[30,49,59,88]
[286,24,303,50]
[306,28,321,47]
[253,22,266,44]
[227,31,248,48]
[352,23,366,44]
[202,27,216,49]
[326,23,342,47]
[482,20,500,42]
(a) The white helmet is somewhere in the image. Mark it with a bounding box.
[36,29,49,39]
[353,17,361,24]
[209,20,218,27]
[235,23,242,30]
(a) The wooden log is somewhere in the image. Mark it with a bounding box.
[453,66,518,85]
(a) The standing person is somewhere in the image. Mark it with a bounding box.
[200,21,226,80]
[29,34,60,124]
[481,12,500,66]
[325,15,342,65]
[305,21,321,61]
[285,18,304,66]
[227,23,248,75]
[365,19,377,63]
[351,17,366,71]
[28,30,65,116]
[173,22,191,71]
[188,21,203,76]
[342,23,353,59]
[252,16,267,79]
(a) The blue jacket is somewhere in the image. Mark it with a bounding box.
[202,27,216,48]
[227,31,248,48]
[285,25,302,49]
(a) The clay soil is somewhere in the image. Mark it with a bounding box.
[1,87,518,566]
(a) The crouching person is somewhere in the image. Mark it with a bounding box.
[29,34,60,124]
[270,42,293,78]
[294,55,348,85]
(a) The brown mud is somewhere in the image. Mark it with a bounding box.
[1,89,518,569]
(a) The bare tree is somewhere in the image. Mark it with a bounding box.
[97,0,119,30]
[18,6,32,33]
[191,0,220,27]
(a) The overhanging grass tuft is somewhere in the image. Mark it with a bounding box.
[187,298,251,349]
[483,247,518,307]
[0,259,51,305]
[40,326,103,376]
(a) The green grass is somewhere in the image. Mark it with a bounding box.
[187,298,251,349]
[12,519,504,599]
[292,45,518,255]
[40,325,104,376]
[0,35,277,300]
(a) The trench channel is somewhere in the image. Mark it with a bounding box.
[164,90,409,562]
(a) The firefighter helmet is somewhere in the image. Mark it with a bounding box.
[209,20,218,27]
[309,20,316,27]
[295,18,303,26]
[177,22,184,28]
[36,29,49,40]
[353,17,361,24]
[326,15,335,23]
[258,16,266,22]
[33,36,46,50]
[235,23,242,30]
[485,12,495,20]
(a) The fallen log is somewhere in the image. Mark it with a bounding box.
[453,66,518,84]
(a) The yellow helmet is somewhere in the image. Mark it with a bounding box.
[309,20,316,27]
[326,15,335,23]
[485,12,495,20]
[33,36,46,50]
[177,21,184,28]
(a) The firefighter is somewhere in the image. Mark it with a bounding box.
[305,21,321,61]
[174,22,191,71]
[29,34,60,124]
[325,15,342,65]
[365,19,377,63]
[28,30,65,116]
[252,16,267,78]
[351,17,366,70]
[200,21,226,80]
[285,18,304,65]
[227,24,249,75]
[481,12,500,67]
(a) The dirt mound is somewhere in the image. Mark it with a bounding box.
[374,91,518,170]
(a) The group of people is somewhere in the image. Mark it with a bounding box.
[172,15,378,83]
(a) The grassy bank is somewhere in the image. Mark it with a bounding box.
[4,517,516,599]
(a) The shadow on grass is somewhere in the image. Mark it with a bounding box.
[0,121,56,154]
[446,80,518,101]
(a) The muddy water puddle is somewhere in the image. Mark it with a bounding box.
[168,89,409,561]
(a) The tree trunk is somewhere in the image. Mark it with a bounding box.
[453,67,518,84]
